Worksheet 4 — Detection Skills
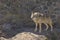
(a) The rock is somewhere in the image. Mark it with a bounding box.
[0,32,48,40]
[0,37,12,40]
[12,32,48,40]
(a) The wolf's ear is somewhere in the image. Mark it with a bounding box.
[31,12,34,18]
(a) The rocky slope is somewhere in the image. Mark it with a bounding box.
[0,0,60,40]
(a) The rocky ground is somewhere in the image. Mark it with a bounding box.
[0,0,60,40]
[0,32,48,40]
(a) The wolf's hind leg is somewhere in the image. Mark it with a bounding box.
[45,23,49,31]
[50,24,53,31]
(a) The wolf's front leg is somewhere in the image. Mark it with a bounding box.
[39,23,42,33]
[34,23,38,32]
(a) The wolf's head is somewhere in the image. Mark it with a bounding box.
[31,12,43,18]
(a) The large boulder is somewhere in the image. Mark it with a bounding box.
[12,32,47,40]
[0,32,48,40]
